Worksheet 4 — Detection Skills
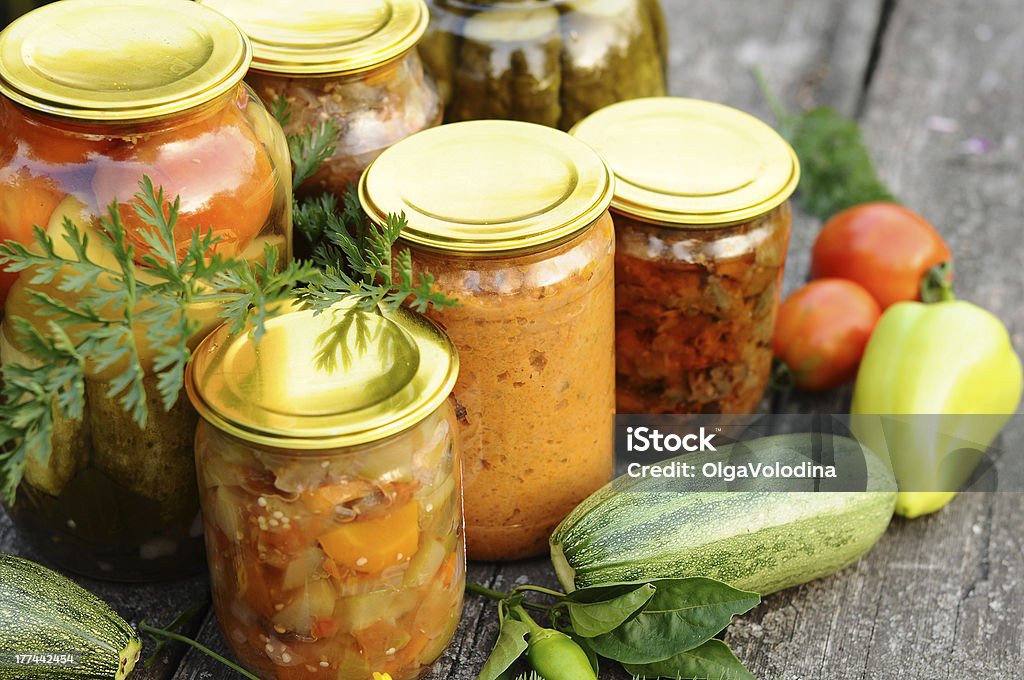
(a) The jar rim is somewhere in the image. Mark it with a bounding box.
[0,0,252,122]
[359,120,615,255]
[571,97,800,228]
[197,0,429,77]
[185,300,460,450]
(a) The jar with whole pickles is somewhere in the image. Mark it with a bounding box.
[0,0,291,580]
[186,301,464,680]
[360,120,616,560]
[421,0,668,130]
[571,98,800,414]
[199,0,442,205]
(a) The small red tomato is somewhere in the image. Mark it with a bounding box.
[812,202,952,308]
[773,279,881,391]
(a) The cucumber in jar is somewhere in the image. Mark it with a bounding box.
[453,6,563,127]
[559,0,666,129]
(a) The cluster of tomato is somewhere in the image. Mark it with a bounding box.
[772,203,952,391]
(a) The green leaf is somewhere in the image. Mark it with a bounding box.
[623,639,756,680]
[566,582,657,637]
[478,616,531,680]
[585,578,759,665]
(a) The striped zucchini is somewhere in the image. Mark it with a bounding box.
[0,554,141,680]
[550,434,897,595]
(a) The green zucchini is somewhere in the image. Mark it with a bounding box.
[550,434,897,595]
[0,554,142,680]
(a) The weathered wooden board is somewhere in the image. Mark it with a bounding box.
[3,0,1022,679]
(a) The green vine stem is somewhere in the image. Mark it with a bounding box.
[465,582,563,613]
[138,622,260,680]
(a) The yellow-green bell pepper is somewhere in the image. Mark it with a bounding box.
[851,300,1022,518]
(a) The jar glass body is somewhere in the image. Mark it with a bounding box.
[0,82,292,581]
[248,50,442,201]
[197,402,465,680]
[614,203,792,414]
[421,0,668,130]
[407,212,616,560]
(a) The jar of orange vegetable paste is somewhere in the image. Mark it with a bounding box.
[360,120,617,560]
[198,0,442,201]
[186,300,464,680]
[0,0,291,580]
[571,98,800,414]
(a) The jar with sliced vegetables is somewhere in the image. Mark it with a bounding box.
[360,120,616,561]
[421,0,668,130]
[0,0,291,580]
[571,98,799,414]
[186,300,464,680]
[199,0,441,209]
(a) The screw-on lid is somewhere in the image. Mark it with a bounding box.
[185,301,459,450]
[197,0,429,76]
[359,120,615,254]
[0,0,251,121]
[570,97,800,227]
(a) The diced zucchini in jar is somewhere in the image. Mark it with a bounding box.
[403,537,451,588]
[280,546,330,592]
[271,578,336,637]
[334,588,420,632]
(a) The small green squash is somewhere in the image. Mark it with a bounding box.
[0,554,142,680]
[550,433,897,595]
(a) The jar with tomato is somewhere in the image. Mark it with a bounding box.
[186,301,464,680]
[199,0,442,206]
[571,98,800,414]
[0,0,291,580]
[360,120,617,560]
[421,0,669,130]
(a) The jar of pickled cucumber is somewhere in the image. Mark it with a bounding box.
[421,0,668,130]
[571,98,800,414]
[360,120,616,560]
[0,0,291,580]
[199,0,442,205]
[186,301,464,680]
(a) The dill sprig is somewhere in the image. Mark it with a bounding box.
[296,190,458,315]
[0,177,315,504]
[755,69,896,221]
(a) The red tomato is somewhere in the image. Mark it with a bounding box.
[0,170,66,309]
[2,99,114,166]
[91,102,275,264]
[811,202,952,308]
[773,279,881,391]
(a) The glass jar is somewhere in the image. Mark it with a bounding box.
[421,0,668,131]
[186,301,463,680]
[200,0,442,204]
[571,98,800,414]
[0,0,292,580]
[360,120,616,560]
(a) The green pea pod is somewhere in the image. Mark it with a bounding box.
[527,629,598,680]
[851,300,1023,518]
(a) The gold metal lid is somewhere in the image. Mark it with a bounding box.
[0,0,251,122]
[185,301,459,450]
[197,0,428,76]
[359,120,614,254]
[570,97,800,227]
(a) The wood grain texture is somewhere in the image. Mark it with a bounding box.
[3,0,1023,679]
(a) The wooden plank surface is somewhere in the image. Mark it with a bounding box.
[2,0,1022,679]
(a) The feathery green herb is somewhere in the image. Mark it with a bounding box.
[0,177,314,503]
[297,190,458,315]
[755,70,896,221]
[270,94,339,195]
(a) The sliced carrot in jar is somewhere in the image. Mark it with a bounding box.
[318,501,420,573]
